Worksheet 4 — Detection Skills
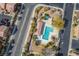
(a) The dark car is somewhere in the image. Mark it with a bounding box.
[18,16,22,21]
[60,29,64,34]
[11,39,15,44]
[64,18,69,28]
[20,10,24,14]
[11,25,18,35]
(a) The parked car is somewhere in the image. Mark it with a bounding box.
[18,12,23,18]
[60,29,64,34]
[18,13,23,21]
[18,16,22,21]
[20,10,24,14]
[63,18,69,28]
[11,25,18,35]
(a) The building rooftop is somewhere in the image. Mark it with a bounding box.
[34,21,45,36]
[0,25,8,38]
[0,3,15,15]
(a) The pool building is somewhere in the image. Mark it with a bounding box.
[34,21,45,36]
[34,18,59,44]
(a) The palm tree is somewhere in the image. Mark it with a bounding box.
[22,52,26,56]
[11,3,22,26]
[27,53,35,56]
[35,6,43,15]
[4,3,7,10]
[12,11,19,26]
[32,35,37,41]
[44,7,50,12]
[51,45,58,51]
[45,42,54,48]
[13,3,22,13]
[4,3,10,14]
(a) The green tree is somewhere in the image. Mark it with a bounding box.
[35,6,43,14]
[51,45,58,51]
[27,53,35,56]
[24,43,30,52]
[32,35,37,41]
[52,16,64,30]
[45,42,54,48]
[22,52,26,56]
[30,21,36,33]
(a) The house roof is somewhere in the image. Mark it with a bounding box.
[35,21,45,36]
[0,3,15,13]
[0,25,8,37]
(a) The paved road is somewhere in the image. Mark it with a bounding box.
[11,4,37,56]
[59,3,74,56]
[4,4,26,56]
[49,3,64,8]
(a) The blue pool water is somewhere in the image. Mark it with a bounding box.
[45,15,50,20]
[42,26,53,40]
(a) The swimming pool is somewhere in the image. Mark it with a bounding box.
[42,26,53,40]
[44,14,50,20]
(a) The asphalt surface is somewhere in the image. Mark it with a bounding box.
[4,4,26,56]
[59,3,74,56]
[48,3,64,8]
[11,4,37,56]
